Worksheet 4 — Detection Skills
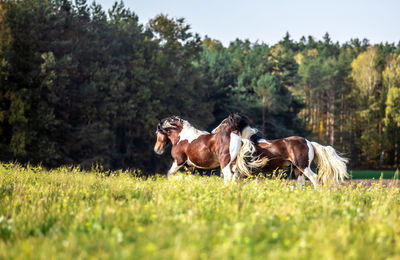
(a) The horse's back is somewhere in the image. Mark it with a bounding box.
[255,139,289,172]
[281,136,308,151]
[259,136,307,148]
[282,136,307,142]
[256,138,288,158]
[255,135,310,172]
[256,136,308,160]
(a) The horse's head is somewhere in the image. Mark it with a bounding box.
[154,128,169,155]
[212,113,253,136]
[154,116,184,154]
[211,118,229,134]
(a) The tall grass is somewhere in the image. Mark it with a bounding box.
[0,164,399,259]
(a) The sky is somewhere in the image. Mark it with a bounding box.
[95,0,400,46]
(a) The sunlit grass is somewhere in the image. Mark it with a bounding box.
[0,163,399,259]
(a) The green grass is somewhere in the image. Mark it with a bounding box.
[350,170,399,179]
[1,164,400,259]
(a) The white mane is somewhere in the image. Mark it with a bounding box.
[241,126,271,145]
[179,120,209,143]
[241,126,258,139]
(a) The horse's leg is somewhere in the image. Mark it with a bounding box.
[293,165,317,188]
[184,165,195,175]
[221,133,242,182]
[167,161,183,178]
[289,139,318,188]
[296,169,305,187]
[303,167,318,188]
[221,157,235,183]
[222,164,233,182]
[232,164,239,180]
[304,140,318,188]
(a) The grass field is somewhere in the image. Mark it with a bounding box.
[1,164,400,259]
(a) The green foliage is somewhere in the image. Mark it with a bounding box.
[0,0,399,171]
[350,170,398,179]
[384,54,400,126]
[207,41,304,138]
[1,164,400,259]
[0,0,214,172]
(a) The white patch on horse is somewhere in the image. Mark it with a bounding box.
[186,158,196,167]
[303,139,318,188]
[297,174,305,187]
[257,138,271,145]
[167,161,181,177]
[303,167,318,188]
[222,164,233,183]
[220,132,242,183]
[241,126,258,139]
[178,120,209,144]
[229,132,242,162]
[305,139,314,167]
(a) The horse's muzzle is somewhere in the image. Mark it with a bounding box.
[154,147,165,155]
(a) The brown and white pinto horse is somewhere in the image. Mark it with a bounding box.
[212,113,349,187]
[154,116,267,182]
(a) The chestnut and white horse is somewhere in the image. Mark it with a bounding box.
[154,116,267,182]
[212,113,349,187]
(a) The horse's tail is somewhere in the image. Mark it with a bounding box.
[310,141,349,185]
[235,139,268,177]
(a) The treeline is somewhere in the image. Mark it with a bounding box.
[0,0,399,172]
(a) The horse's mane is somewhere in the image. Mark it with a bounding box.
[160,116,209,135]
[227,113,252,132]
[181,119,209,135]
[227,113,263,142]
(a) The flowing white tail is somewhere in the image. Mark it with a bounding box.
[311,142,349,185]
[235,139,269,177]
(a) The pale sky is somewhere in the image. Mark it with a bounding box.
[95,0,400,45]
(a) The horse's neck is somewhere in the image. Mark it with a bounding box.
[178,122,209,144]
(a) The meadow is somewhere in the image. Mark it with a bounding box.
[0,164,400,259]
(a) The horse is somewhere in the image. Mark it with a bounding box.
[212,113,349,187]
[153,116,268,182]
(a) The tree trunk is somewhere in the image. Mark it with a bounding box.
[395,126,399,169]
[366,116,370,162]
[340,92,344,151]
[395,142,398,169]
[261,96,266,135]
[379,150,384,169]
[310,90,313,134]
[318,92,323,142]
[326,91,330,144]
[330,87,335,146]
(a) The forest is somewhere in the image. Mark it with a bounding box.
[0,0,399,173]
